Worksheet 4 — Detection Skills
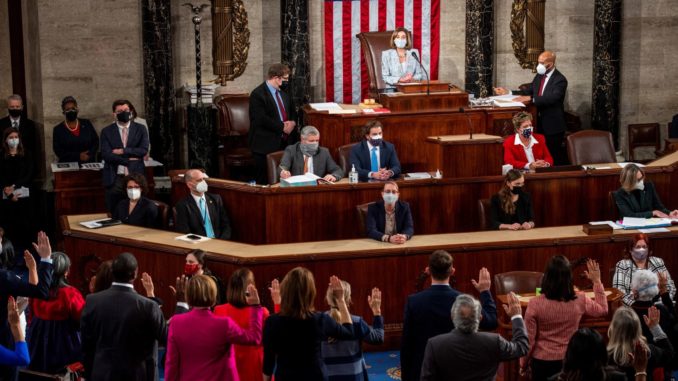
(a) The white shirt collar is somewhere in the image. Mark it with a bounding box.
[10,116,20,124]
[111,282,134,289]
[514,133,538,148]
[116,121,131,129]
[191,192,205,206]
[366,140,380,151]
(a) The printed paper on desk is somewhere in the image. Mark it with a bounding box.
[309,102,342,111]
[81,162,104,170]
[589,220,623,230]
[51,162,79,172]
[175,234,211,243]
[405,172,432,180]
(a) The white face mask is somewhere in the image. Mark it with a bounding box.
[382,192,398,205]
[195,180,208,194]
[634,179,645,191]
[127,188,141,200]
[6,138,19,149]
[394,38,407,49]
[536,63,547,75]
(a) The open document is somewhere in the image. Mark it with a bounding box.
[489,95,526,108]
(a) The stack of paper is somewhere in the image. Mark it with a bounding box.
[309,102,342,111]
[280,174,320,187]
[185,84,218,104]
[620,217,673,229]
[489,95,526,108]
[405,172,432,180]
[51,162,79,172]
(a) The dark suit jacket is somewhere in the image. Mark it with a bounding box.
[81,285,167,381]
[175,193,231,240]
[248,82,298,155]
[420,317,529,381]
[100,122,149,187]
[516,69,568,136]
[489,192,535,230]
[349,140,401,181]
[0,116,38,156]
[613,182,670,219]
[52,119,99,163]
[112,197,159,229]
[400,285,498,381]
[365,200,414,241]
[278,143,343,180]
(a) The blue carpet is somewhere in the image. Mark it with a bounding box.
[364,351,401,381]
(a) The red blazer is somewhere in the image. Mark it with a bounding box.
[503,133,554,168]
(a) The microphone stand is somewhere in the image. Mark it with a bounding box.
[411,52,430,96]
[459,107,473,140]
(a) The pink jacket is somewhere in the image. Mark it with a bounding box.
[165,307,263,381]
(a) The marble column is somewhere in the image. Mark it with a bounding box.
[186,105,218,175]
[141,0,177,168]
[592,0,621,148]
[465,0,494,98]
[281,0,310,125]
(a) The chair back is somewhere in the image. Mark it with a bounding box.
[266,150,285,184]
[150,199,170,229]
[477,198,492,231]
[213,93,251,137]
[356,30,410,98]
[566,130,616,165]
[337,143,358,175]
[608,191,618,221]
[494,271,544,295]
[356,202,375,236]
[628,123,660,161]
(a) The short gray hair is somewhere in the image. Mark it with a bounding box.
[7,94,22,104]
[631,269,659,302]
[300,125,319,138]
[451,294,481,333]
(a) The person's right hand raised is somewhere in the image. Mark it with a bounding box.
[329,275,345,300]
[471,267,491,293]
[245,284,260,305]
[169,275,188,303]
[584,259,602,284]
[643,306,661,328]
[502,292,522,318]
[269,278,281,305]
[32,231,52,260]
[368,287,382,316]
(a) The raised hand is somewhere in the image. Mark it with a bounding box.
[368,287,382,316]
[471,267,491,293]
[268,278,281,305]
[643,306,660,328]
[584,259,601,284]
[141,272,155,298]
[245,284,260,305]
[24,250,38,286]
[658,271,669,294]
[32,231,52,259]
[628,340,649,374]
[329,275,345,300]
[502,292,523,318]
[169,275,188,303]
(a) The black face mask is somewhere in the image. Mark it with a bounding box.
[510,186,523,195]
[64,109,78,122]
[280,80,290,92]
[116,111,131,123]
[8,109,21,118]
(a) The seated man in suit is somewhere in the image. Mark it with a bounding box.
[365,181,413,244]
[613,163,678,219]
[100,99,150,213]
[175,169,231,240]
[279,125,343,182]
[349,120,401,181]
[503,111,553,170]
[420,293,528,381]
[400,250,497,381]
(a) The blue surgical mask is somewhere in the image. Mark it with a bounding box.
[382,192,398,204]
[521,127,533,139]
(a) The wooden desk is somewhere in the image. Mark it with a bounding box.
[170,152,678,244]
[380,85,467,111]
[426,134,504,178]
[61,214,678,353]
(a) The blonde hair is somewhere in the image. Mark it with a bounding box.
[607,307,648,367]
[619,164,644,192]
[326,280,352,323]
[512,112,533,131]
[187,274,218,308]
[280,267,316,319]
[389,27,412,49]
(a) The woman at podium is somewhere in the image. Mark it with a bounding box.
[381,27,423,88]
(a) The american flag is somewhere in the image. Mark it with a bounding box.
[324,0,440,104]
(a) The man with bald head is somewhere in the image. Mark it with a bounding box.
[174,169,231,239]
[494,50,568,165]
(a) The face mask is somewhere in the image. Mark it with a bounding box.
[634,180,645,191]
[394,38,407,49]
[510,186,523,195]
[127,188,141,200]
[195,180,208,194]
[6,138,19,149]
[184,263,200,276]
[116,111,131,123]
[521,127,533,139]
[383,192,398,204]
[300,142,319,156]
[631,247,648,261]
[536,63,548,75]
[280,80,289,91]
[8,109,21,118]
[368,134,383,146]
[64,109,78,122]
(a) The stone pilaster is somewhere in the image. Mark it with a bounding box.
[465,0,493,98]
[281,0,310,124]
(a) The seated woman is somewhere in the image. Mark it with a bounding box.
[365,181,413,244]
[490,169,535,230]
[381,27,422,88]
[52,96,99,163]
[503,112,553,170]
[112,173,159,228]
[613,163,678,219]
[612,233,676,306]
[629,270,677,348]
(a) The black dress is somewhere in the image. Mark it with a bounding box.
[112,197,159,229]
[489,192,534,230]
[0,150,34,248]
[52,119,99,163]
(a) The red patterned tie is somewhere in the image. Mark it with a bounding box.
[275,91,287,121]
[538,74,546,96]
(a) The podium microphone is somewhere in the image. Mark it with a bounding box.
[411,51,430,96]
[459,107,473,140]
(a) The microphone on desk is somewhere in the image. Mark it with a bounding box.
[459,107,473,140]
[411,51,430,96]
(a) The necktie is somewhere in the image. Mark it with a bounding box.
[199,198,215,238]
[370,147,379,172]
[275,91,287,121]
[303,156,309,174]
[11,121,18,129]
[538,74,546,96]
[121,127,129,175]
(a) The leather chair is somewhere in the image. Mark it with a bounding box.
[266,150,285,185]
[337,143,358,175]
[477,198,492,231]
[628,123,660,161]
[494,271,544,296]
[356,202,375,236]
[213,94,255,181]
[150,199,169,230]
[356,30,411,99]
[566,130,616,165]
[608,191,618,221]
